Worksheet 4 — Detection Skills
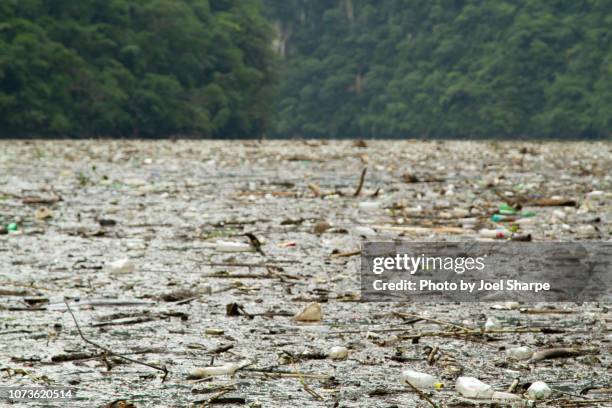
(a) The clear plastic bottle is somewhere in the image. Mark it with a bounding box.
[506,346,533,360]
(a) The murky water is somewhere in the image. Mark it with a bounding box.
[0,140,610,407]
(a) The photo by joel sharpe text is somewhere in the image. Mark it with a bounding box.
[371,278,551,293]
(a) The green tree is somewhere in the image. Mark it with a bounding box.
[0,0,277,137]
[265,0,612,139]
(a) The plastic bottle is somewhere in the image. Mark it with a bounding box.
[401,369,441,389]
[527,381,552,400]
[506,346,533,360]
[576,225,597,238]
[491,214,519,222]
[328,346,349,360]
[358,201,381,211]
[514,217,536,225]
[107,258,135,274]
[510,233,532,241]
[498,204,517,215]
[492,391,521,400]
[484,317,501,330]
[353,226,377,237]
[7,223,18,232]
[215,241,253,252]
[189,360,250,378]
[451,208,470,218]
[455,377,494,398]
[479,229,509,239]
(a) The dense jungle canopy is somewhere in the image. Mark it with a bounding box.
[1,0,611,138]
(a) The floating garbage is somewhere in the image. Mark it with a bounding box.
[492,204,536,223]
[455,376,494,398]
[294,302,322,322]
[510,233,532,241]
[313,220,331,234]
[401,369,441,389]
[527,381,552,400]
[552,209,566,220]
[358,201,380,211]
[188,360,251,379]
[576,225,597,238]
[514,217,536,225]
[498,203,517,215]
[451,208,470,218]
[491,214,518,222]
[506,346,533,360]
[34,207,53,220]
[215,240,253,252]
[107,258,135,274]
[484,317,501,330]
[491,391,522,400]
[479,229,509,239]
[491,301,520,310]
[353,226,377,237]
[328,346,348,360]
[7,223,18,233]
[586,190,606,200]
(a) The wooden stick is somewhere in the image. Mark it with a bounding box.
[354,167,367,196]
[302,381,324,401]
[242,368,330,379]
[394,312,471,331]
[330,250,361,258]
[64,301,169,381]
[555,398,612,406]
[427,345,439,365]
[404,380,439,408]
[399,327,575,341]
[507,378,519,393]
[373,225,467,234]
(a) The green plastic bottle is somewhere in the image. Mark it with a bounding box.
[498,203,517,215]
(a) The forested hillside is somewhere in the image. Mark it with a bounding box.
[0,0,610,138]
[0,0,275,137]
[266,0,612,138]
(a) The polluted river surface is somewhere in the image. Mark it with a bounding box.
[0,140,610,407]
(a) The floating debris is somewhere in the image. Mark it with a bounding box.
[188,360,251,379]
[294,302,322,322]
[506,346,533,360]
[401,369,441,389]
[527,381,552,400]
[34,207,53,220]
[455,377,493,398]
[107,258,135,274]
[215,241,253,252]
[328,346,348,360]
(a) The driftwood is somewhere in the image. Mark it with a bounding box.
[64,301,169,381]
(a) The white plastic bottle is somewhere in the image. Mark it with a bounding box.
[401,369,440,388]
[215,240,252,252]
[479,229,509,239]
[527,381,552,400]
[328,346,349,360]
[455,376,494,398]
